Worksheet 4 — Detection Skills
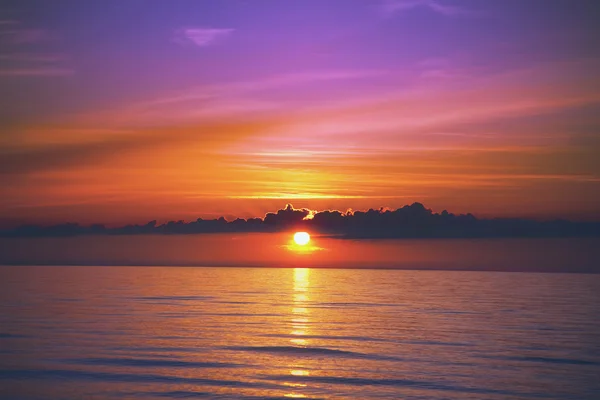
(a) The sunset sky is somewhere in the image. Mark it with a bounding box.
[1,0,600,227]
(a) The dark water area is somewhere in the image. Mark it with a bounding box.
[1,236,600,273]
[1,266,599,399]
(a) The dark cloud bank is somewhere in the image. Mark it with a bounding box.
[2,203,600,238]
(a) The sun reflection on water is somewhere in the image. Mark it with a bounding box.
[290,369,310,376]
[285,268,311,398]
[291,268,310,346]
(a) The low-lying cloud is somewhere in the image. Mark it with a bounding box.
[3,203,599,239]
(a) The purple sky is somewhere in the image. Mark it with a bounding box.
[1,0,600,226]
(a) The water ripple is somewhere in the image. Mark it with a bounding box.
[260,333,390,342]
[0,369,280,389]
[265,375,547,398]
[479,354,599,366]
[62,357,242,369]
[223,345,400,361]
[1,266,599,399]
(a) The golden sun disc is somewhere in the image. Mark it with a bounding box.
[293,232,310,246]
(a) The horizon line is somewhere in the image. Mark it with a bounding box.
[2,202,600,239]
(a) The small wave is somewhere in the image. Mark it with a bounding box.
[223,345,399,361]
[204,312,285,317]
[62,357,242,369]
[260,333,389,342]
[265,375,542,397]
[0,369,279,389]
[55,298,83,302]
[133,295,215,301]
[0,333,27,339]
[231,396,324,400]
[141,391,324,400]
[401,339,472,347]
[307,302,399,308]
[108,346,205,353]
[479,354,599,366]
[128,390,212,398]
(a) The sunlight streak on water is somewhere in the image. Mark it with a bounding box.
[290,274,309,342]
[288,268,311,398]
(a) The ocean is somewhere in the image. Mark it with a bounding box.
[1,264,599,399]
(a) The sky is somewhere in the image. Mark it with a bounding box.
[1,0,600,227]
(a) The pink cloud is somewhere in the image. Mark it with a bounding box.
[173,27,234,47]
[383,0,474,17]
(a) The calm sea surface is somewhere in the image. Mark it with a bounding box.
[1,266,599,399]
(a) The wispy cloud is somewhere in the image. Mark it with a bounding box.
[173,27,234,47]
[65,69,388,128]
[0,53,65,62]
[141,70,387,107]
[382,0,473,17]
[8,29,53,44]
[0,67,74,76]
[0,21,54,44]
[0,21,71,77]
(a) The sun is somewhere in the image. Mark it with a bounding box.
[293,232,310,246]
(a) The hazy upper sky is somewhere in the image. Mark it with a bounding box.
[1,0,599,226]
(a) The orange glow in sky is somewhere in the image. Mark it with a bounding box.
[3,76,599,226]
[1,1,599,227]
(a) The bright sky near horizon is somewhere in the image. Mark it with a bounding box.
[1,0,599,227]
